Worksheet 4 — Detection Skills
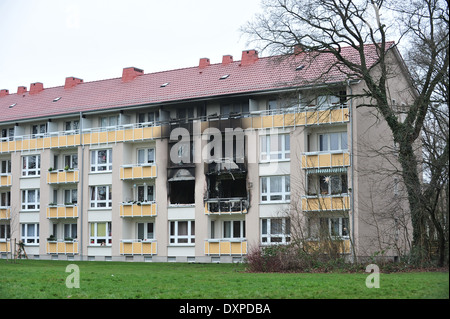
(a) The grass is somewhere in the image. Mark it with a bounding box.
[0,259,448,299]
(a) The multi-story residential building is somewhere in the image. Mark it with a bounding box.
[0,43,413,262]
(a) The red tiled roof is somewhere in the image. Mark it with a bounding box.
[0,43,394,123]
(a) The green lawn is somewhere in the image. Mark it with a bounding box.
[0,259,448,299]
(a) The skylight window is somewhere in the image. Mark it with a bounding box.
[53,97,62,102]
[296,65,305,71]
[9,103,16,108]
[219,74,230,80]
[160,82,170,87]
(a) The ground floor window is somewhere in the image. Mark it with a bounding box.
[261,218,290,244]
[64,223,77,240]
[137,222,154,241]
[223,220,246,239]
[320,217,349,239]
[169,220,195,244]
[0,223,10,240]
[89,222,112,246]
[21,223,39,244]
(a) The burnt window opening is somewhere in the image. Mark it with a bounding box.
[169,180,195,205]
[206,174,248,213]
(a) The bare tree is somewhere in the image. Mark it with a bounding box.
[242,0,449,264]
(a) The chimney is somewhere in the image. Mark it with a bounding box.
[0,89,9,97]
[222,55,233,65]
[199,58,211,69]
[65,77,83,89]
[29,82,44,95]
[17,86,27,95]
[294,44,304,55]
[122,67,144,82]
[241,50,259,66]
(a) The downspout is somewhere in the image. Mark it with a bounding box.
[347,80,356,263]
[79,112,84,261]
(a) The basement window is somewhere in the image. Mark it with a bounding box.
[53,97,62,102]
[219,74,230,80]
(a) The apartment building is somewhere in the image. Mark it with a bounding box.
[0,44,413,262]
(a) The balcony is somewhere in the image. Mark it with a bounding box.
[120,240,157,255]
[302,151,350,169]
[0,241,11,253]
[0,131,81,154]
[303,239,351,254]
[301,195,350,212]
[204,239,247,256]
[0,207,10,219]
[47,205,78,219]
[120,202,157,217]
[120,164,157,180]
[46,240,78,254]
[81,123,162,145]
[47,169,79,184]
[204,198,248,215]
[0,174,11,187]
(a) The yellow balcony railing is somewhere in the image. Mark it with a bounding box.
[205,239,247,256]
[46,241,78,254]
[301,195,350,212]
[120,164,157,180]
[81,125,162,145]
[47,205,78,218]
[302,151,350,169]
[120,240,157,255]
[0,241,11,253]
[303,239,351,254]
[120,202,157,217]
[0,174,11,187]
[47,170,79,184]
[0,207,11,219]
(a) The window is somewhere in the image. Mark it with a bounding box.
[317,174,348,195]
[90,186,112,208]
[64,223,77,240]
[0,224,10,241]
[137,184,154,202]
[220,101,249,118]
[21,223,40,244]
[1,127,14,141]
[22,155,40,176]
[137,222,154,241]
[261,218,291,244]
[64,154,78,169]
[223,220,245,239]
[21,189,40,210]
[137,148,155,165]
[1,191,11,207]
[90,149,112,172]
[260,175,290,202]
[89,222,111,245]
[32,124,47,136]
[260,134,290,161]
[320,217,349,239]
[169,220,195,245]
[100,115,119,128]
[65,120,79,131]
[137,111,159,125]
[1,160,11,174]
[319,132,348,152]
[64,189,78,205]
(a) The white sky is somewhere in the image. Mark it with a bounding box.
[0,0,263,92]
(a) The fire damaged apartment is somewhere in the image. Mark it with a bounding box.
[0,44,415,262]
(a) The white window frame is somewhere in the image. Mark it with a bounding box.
[64,154,78,169]
[261,218,291,244]
[321,217,350,239]
[89,222,112,246]
[1,159,11,174]
[136,184,155,202]
[137,148,155,165]
[260,175,290,203]
[223,220,246,239]
[64,189,78,205]
[0,224,10,241]
[21,223,40,244]
[318,132,348,152]
[137,222,154,241]
[21,189,40,211]
[64,223,78,240]
[1,191,11,207]
[90,149,112,172]
[169,220,195,245]
[22,155,40,177]
[90,186,112,209]
[260,134,290,162]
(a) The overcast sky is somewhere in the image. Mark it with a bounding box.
[0,0,263,92]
